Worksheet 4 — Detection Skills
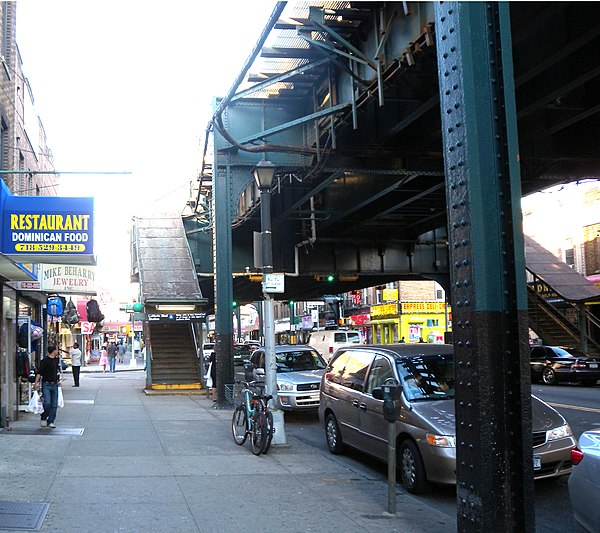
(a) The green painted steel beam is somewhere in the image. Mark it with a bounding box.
[230,57,331,103]
[236,103,350,145]
[435,2,532,531]
[307,13,377,69]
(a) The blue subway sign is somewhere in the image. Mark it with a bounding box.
[1,195,94,263]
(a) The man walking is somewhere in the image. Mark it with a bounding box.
[107,341,118,373]
[34,345,62,428]
[117,341,126,363]
[70,342,82,387]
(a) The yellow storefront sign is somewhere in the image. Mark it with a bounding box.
[370,303,399,318]
[401,301,447,313]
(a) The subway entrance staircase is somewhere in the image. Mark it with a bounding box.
[525,235,600,357]
[131,212,207,391]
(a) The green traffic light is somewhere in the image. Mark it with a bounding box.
[232,301,238,308]
[327,274,335,282]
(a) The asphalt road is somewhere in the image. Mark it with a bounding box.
[278,381,599,533]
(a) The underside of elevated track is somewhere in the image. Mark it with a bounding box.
[184,3,600,530]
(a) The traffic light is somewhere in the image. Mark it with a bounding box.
[288,300,295,306]
[314,274,337,282]
[232,300,238,308]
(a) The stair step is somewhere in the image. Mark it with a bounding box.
[148,323,201,385]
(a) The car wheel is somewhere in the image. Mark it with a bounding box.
[399,440,429,494]
[542,367,557,385]
[325,413,345,455]
[580,379,598,386]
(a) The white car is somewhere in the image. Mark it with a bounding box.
[249,345,327,410]
[569,428,600,532]
[307,329,363,360]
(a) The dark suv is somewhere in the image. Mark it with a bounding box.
[232,344,253,365]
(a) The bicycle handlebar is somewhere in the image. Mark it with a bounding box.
[234,379,270,397]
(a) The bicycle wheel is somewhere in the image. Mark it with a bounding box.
[232,405,248,445]
[251,411,267,455]
[262,408,274,454]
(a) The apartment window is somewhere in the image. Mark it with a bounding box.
[0,117,8,172]
[1,3,14,76]
[565,248,575,268]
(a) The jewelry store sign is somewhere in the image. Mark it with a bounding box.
[40,264,97,294]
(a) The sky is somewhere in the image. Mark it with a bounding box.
[16,0,276,304]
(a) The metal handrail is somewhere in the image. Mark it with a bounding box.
[527,280,600,354]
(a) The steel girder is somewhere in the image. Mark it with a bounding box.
[435,3,532,531]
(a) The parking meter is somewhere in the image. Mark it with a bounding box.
[382,378,400,422]
[244,362,255,382]
[381,377,400,514]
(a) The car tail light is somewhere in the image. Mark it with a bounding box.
[571,447,584,465]
[572,361,586,370]
[329,346,333,353]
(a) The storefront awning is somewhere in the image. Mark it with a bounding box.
[0,255,37,281]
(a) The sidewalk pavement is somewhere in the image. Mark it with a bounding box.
[0,369,456,533]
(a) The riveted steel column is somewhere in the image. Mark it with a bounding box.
[213,162,234,405]
[434,3,533,531]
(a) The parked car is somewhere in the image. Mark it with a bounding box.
[233,344,254,365]
[319,344,576,494]
[249,345,327,410]
[307,329,363,360]
[530,345,600,386]
[244,340,261,349]
[569,428,600,532]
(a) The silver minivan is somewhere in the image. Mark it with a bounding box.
[318,344,576,494]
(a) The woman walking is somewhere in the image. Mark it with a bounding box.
[70,342,82,386]
[99,345,108,372]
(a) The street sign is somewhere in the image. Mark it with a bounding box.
[263,273,284,293]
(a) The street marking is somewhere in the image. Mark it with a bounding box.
[548,402,600,414]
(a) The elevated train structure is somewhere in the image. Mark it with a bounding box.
[182,3,600,530]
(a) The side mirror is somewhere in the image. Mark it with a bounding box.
[255,367,266,377]
[372,387,384,400]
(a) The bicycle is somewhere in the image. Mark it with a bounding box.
[231,380,274,455]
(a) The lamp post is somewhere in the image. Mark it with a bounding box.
[253,160,287,445]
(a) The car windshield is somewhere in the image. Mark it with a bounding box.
[553,347,586,358]
[395,353,455,401]
[275,349,327,372]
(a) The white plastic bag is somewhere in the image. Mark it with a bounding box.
[205,362,213,389]
[26,391,38,413]
[57,387,64,408]
[27,391,44,415]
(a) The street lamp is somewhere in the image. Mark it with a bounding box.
[253,160,287,445]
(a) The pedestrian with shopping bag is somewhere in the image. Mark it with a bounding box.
[33,345,62,428]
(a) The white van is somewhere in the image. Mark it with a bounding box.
[307,329,363,360]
